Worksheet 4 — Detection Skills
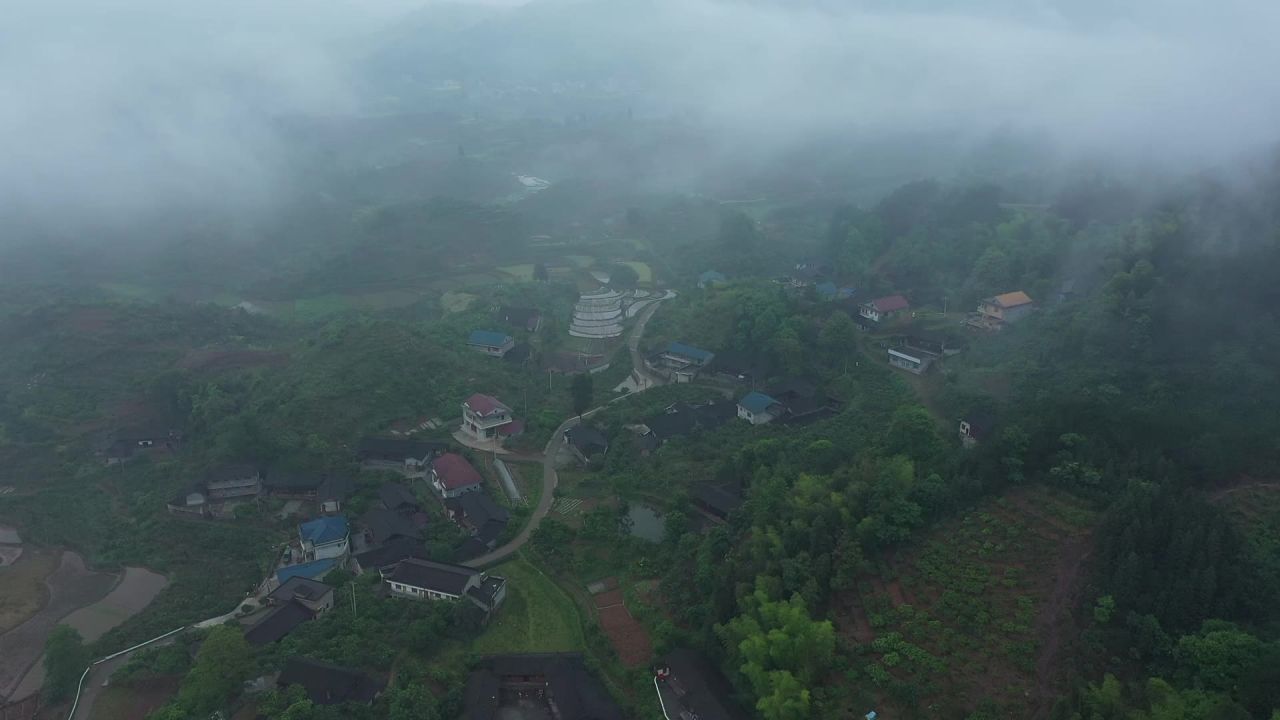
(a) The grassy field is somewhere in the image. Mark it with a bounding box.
[472,555,585,654]
[835,485,1096,717]
[440,291,478,314]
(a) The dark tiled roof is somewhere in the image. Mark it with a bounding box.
[565,425,608,455]
[642,407,698,441]
[353,537,429,571]
[767,378,817,402]
[268,577,333,605]
[378,483,419,512]
[694,483,743,518]
[450,492,510,528]
[499,306,542,331]
[245,601,314,646]
[466,654,623,720]
[387,558,478,596]
[206,463,259,483]
[357,437,446,462]
[264,470,325,492]
[456,537,491,561]
[693,400,736,430]
[360,508,422,544]
[318,475,354,502]
[656,648,751,720]
[277,657,384,706]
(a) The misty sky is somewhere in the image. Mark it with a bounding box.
[2,0,1278,224]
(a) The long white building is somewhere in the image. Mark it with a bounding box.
[570,288,624,338]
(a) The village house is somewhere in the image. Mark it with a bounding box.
[498,306,543,333]
[377,483,420,513]
[352,537,431,576]
[636,400,735,451]
[647,342,716,383]
[465,654,623,720]
[357,437,446,472]
[887,348,929,375]
[277,658,384,707]
[693,482,744,523]
[446,491,510,552]
[959,412,995,449]
[460,394,522,446]
[245,578,335,646]
[165,486,208,516]
[275,557,341,585]
[709,348,771,386]
[467,329,516,358]
[859,294,911,324]
[383,558,507,614]
[767,379,843,425]
[654,648,750,720]
[737,392,783,425]
[204,464,262,500]
[430,452,484,499]
[564,425,609,464]
[264,471,353,514]
[967,291,1035,330]
[299,516,349,561]
[359,508,423,545]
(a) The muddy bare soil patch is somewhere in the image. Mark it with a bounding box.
[0,553,115,700]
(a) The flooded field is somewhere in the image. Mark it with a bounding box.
[626,503,666,543]
[0,557,168,702]
[0,552,115,700]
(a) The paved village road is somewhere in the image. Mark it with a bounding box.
[463,294,672,569]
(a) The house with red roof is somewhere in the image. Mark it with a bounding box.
[859,294,910,324]
[459,394,521,446]
[967,291,1035,330]
[430,453,484,499]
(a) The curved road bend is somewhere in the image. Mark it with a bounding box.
[463,294,672,569]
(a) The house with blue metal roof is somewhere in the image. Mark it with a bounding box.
[649,342,717,383]
[275,557,340,584]
[299,516,349,561]
[736,392,782,425]
[467,330,515,358]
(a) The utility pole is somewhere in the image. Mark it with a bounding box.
[350,582,357,618]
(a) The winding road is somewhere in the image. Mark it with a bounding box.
[463,293,672,569]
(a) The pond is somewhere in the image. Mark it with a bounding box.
[625,503,666,543]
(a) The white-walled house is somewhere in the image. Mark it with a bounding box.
[299,516,349,561]
[737,392,782,425]
[383,558,507,614]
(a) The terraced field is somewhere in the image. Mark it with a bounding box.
[835,486,1096,718]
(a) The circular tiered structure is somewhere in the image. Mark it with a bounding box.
[570,288,625,338]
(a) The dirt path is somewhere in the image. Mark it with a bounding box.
[1031,534,1090,719]
[0,552,116,701]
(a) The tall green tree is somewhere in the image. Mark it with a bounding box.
[570,373,593,417]
[43,625,90,702]
[174,625,255,716]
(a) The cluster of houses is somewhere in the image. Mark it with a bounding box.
[465,305,543,360]
[167,389,529,650]
[735,379,843,426]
